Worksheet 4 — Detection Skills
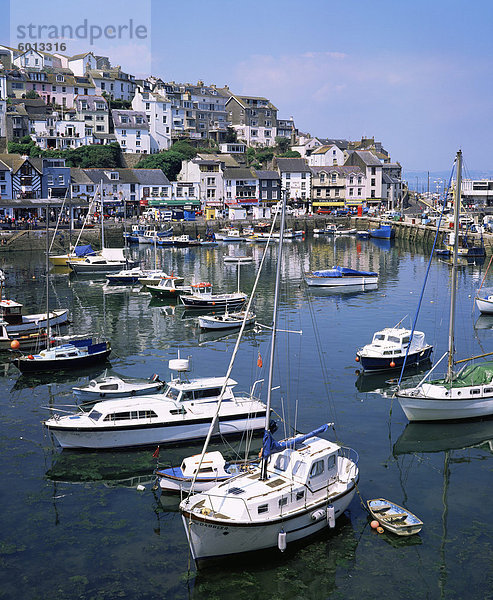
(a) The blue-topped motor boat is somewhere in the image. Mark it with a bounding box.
[305,266,378,289]
[356,326,433,372]
[369,224,395,239]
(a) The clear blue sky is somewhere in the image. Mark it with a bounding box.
[2,0,492,172]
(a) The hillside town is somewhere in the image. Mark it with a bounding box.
[0,45,491,222]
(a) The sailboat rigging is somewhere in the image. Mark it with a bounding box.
[396,150,493,421]
[179,192,359,565]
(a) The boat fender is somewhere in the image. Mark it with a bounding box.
[370,520,380,529]
[201,508,211,516]
[377,526,384,534]
[390,361,396,368]
[355,356,360,362]
[311,509,326,522]
[27,355,34,360]
[327,505,336,528]
[278,530,287,552]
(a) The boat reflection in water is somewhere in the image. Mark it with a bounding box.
[474,314,493,330]
[355,361,431,394]
[369,237,394,251]
[393,418,493,456]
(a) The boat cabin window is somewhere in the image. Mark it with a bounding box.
[296,490,305,501]
[373,334,385,341]
[292,460,306,478]
[100,384,119,391]
[327,454,336,470]
[309,460,325,478]
[196,467,215,474]
[170,407,187,415]
[388,336,400,344]
[278,497,288,508]
[258,504,268,514]
[402,337,410,345]
[274,454,289,472]
[104,410,157,421]
[88,410,102,421]
[470,389,481,395]
[164,385,180,400]
[192,387,223,400]
[485,388,493,393]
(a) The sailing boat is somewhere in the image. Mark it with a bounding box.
[396,150,493,421]
[67,184,138,275]
[12,206,111,373]
[179,193,359,565]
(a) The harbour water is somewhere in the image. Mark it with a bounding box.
[1,234,493,599]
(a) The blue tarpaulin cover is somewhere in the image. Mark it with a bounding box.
[74,245,96,257]
[312,266,377,278]
[262,423,330,459]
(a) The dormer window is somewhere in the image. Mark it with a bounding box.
[56,75,65,82]
[109,172,119,180]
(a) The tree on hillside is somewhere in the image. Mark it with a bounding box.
[136,151,183,181]
[63,143,123,168]
[275,136,291,153]
[25,90,40,99]
[225,127,238,143]
[170,140,198,160]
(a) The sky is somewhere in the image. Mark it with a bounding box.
[1,0,493,174]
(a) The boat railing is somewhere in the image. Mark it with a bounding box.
[191,492,255,523]
[338,446,359,482]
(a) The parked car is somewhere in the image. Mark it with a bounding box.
[316,208,332,215]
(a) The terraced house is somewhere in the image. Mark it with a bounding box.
[311,165,366,210]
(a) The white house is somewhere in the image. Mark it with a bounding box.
[276,157,311,204]
[223,167,259,207]
[68,52,97,76]
[0,69,7,99]
[307,144,345,167]
[88,68,136,102]
[74,95,110,137]
[132,88,172,152]
[291,137,323,157]
[30,112,91,150]
[112,109,150,154]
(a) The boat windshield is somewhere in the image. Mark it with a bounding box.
[88,410,102,421]
[388,336,401,344]
[373,334,385,341]
[163,385,180,400]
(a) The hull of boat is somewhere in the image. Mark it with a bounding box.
[181,296,247,309]
[49,254,85,266]
[305,275,378,288]
[397,394,493,421]
[5,309,69,335]
[69,261,138,274]
[0,332,48,351]
[181,485,356,563]
[198,315,255,330]
[369,229,395,239]
[13,348,111,373]
[46,412,266,449]
[359,347,433,372]
[475,297,493,314]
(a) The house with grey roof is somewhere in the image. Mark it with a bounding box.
[224,167,258,207]
[74,95,110,137]
[112,110,150,154]
[88,67,136,102]
[255,170,281,205]
[344,150,384,204]
[275,157,311,205]
[382,163,403,211]
[222,89,278,147]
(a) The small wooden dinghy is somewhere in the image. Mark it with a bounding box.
[367,498,423,536]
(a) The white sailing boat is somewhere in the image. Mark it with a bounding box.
[396,150,493,421]
[179,193,359,565]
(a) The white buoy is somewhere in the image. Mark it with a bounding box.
[277,530,287,552]
[327,505,336,528]
[136,484,145,491]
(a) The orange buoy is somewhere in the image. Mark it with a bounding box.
[370,520,380,529]
[390,361,396,368]
[27,355,34,360]
[377,526,385,534]
[355,356,360,362]
[10,339,20,350]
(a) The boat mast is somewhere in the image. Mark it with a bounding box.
[260,189,287,481]
[447,150,462,381]
[45,204,50,341]
[100,179,105,250]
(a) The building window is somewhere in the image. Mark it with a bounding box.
[207,177,215,186]
[320,173,325,183]
[335,189,339,197]
[206,189,215,199]
[272,191,278,199]
[349,188,354,196]
[251,130,258,137]
[371,167,376,175]
[371,178,376,186]
[358,188,362,196]
[262,190,267,199]
[121,130,127,136]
